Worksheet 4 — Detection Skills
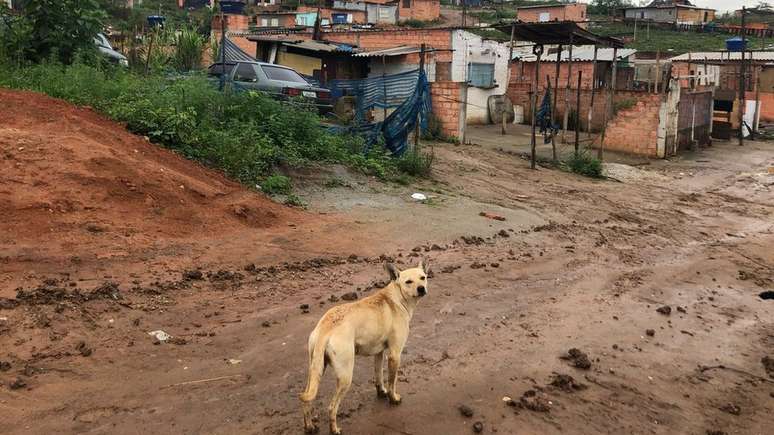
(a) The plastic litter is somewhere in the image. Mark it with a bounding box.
[411,193,427,201]
[148,330,171,342]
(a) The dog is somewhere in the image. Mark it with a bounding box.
[299,260,429,434]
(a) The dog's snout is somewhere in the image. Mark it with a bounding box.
[417,286,426,296]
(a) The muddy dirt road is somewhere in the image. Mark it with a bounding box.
[1,93,773,435]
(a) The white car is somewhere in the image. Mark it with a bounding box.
[95,33,128,67]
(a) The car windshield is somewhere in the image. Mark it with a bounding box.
[95,34,111,49]
[261,65,307,84]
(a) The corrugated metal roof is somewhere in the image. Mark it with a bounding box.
[283,40,355,53]
[221,37,256,62]
[517,46,637,62]
[353,45,421,57]
[670,51,774,62]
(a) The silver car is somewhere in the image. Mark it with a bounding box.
[95,33,128,67]
[207,61,333,114]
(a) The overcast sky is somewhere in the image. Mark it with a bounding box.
[691,1,758,14]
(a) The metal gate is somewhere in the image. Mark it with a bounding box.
[676,90,713,151]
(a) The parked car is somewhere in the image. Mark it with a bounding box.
[207,61,333,114]
[95,33,128,67]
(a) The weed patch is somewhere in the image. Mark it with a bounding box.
[563,151,603,178]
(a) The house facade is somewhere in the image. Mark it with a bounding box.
[623,1,715,25]
[516,3,587,25]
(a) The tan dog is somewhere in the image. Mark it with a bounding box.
[299,261,429,434]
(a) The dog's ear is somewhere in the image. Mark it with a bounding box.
[418,259,430,275]
[385,263,400,282]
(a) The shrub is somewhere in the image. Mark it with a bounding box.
[613,98,637,114]
[563,151,603,178]
[284,194,305,207]
[261,175,292,195]
[396,148,433,177]
[174,27,205,72]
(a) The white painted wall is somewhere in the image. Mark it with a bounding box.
[452,30,510,124]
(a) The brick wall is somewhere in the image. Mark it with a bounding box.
[600,94,662,157]
[430,81,461,138]
[398,0,441,22]
[213,14,251,32]
[513,61,598,92]
[323,28,453,62]
[746,91,774,122]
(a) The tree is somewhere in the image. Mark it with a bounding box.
[589,0,635,16]
[24,0,106,64]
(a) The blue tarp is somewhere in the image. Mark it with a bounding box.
[329,69,431,156]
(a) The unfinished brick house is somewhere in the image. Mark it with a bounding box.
[398,0,441,22]
[516,3,588,26]
[622,1,715,25]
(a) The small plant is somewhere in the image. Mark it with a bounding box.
[563,151,603,178]
[284,194,305,207]
[613,98,637,115]
[261,174,292,195]
[323,177,350,188]
[396,148,433,177]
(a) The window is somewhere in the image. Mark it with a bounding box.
[539,12,550,22]
[271,18,279,26]
[261,65,308,83]
[403,0,410,8]
[468,63,495,88]
[260,18,269,26]
[234,63,258,82]
[207,63,236,77]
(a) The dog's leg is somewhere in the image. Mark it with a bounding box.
[328,347,354,435]
[387,348,402,405]
[374,351,388,398]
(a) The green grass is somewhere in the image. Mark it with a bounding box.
[563,151,603,179]
[591,22,768,53]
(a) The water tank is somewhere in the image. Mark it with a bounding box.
[726,36,747,52]
[147,15,165,28]
[220,1,246,14]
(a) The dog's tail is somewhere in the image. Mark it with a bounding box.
[299,329,329,403]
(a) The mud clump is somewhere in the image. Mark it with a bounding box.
[299,304,310,314]
[0,298,19,309]
[761,356,774,378]
[208,270,242,282]
[9,377,27,390]
[89,282,122,300]
[458,404,474,418]
[0,361,11,371]
[341,292,358,301]
[167,337,188,345]
[75,341,93,357]
[472,421,484,433]
[549,373,587,392]
[719,403,741,416]
[645,329,655,337]
[706,431,728,435]
[496,229,510,238]
[470,262,487,270]
[441,265,461,274]
[656,306,672,315]
[560,348,592,370]
[519,390,551,412]
[182,270,203,281]
[461,236,486,246]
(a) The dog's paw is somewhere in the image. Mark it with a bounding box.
[388,393,402,405]
[303,424,319,434]
[330,427,341,435]
[376,386,389,399]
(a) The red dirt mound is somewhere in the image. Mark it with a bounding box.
[0,89,304,280]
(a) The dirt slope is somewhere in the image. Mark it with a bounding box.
[0,89,304,291]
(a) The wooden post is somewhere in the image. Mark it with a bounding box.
[218,10,227,90]
[414,44,426,152]
[575,70,582,156]
[503,23,516,136]
[599,47,618,161]
[655,49,661,93]
[562,36,574,143]
[145,28,156,76]
[531,46,543,170]
[587,45,597,139]
[739,6,746,146]
[382,54,388,121]
[753,66,761,138]
[551,44,562,161]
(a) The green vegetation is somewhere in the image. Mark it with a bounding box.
[396,148,434,178]
[0,62,405,187]
[591,22,767,53]
[284,194,306,208]
[613,98,636,115]
[563,151,604,178]
[174,28,206,72]
[399,18,444,28]
[261,175,293,195]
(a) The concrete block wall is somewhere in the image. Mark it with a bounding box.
[516,4,587,26]
[601,94,663,157]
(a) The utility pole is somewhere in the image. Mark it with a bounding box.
[739,6,746,146]
[462,0,467,27]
